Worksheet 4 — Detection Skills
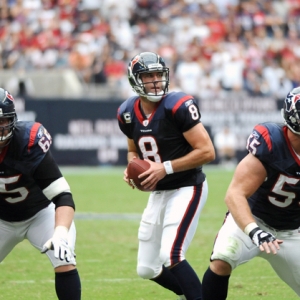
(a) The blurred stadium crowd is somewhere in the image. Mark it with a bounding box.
[1,0,300,100]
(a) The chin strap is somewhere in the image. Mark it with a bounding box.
[146,91,165,102]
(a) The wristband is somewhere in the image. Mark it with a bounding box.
[53,225,69,240]
[244,222,259,236]
[163,161,174,174]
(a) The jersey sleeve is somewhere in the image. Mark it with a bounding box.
[172,95,201,132]
[117,107,131,138]
[33,150,72,203]
[246,124,273,164]
[117,97,136,139]
[28,123,51,154]
[12,122,52,175]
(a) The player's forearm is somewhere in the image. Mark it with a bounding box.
[55,206,74,229]
[225,192,256,232]
[127,138,139,162]
[169,147,215,173]
[127,151,139,162]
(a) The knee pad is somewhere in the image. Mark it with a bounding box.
[137,265,156,279]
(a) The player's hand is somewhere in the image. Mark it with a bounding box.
[41,226,73,262]
[249,227,282,254]
[140,159,165,190]
[124,168,135,189]
[124,156,137,189]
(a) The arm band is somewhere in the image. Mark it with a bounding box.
[52,192,75,210]
[244,222,259,236]
[163,161,174,174]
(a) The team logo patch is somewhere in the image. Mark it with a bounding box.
[37,127,44,138]
[294,95,300,103]
[285,92,298,112]
[143,120,149,126]
[5,91,14,102]
[252,130,259,140]
[131,56,140,68]
[185,100,193,107]
[123,112,131,123]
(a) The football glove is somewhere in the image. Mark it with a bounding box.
[41,226,73,262]
[249,227,276,247]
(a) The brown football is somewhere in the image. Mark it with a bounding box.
[127,158,151,191]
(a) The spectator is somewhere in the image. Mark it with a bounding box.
[214,125,238,168]
[175,53,203,99]
[0,0,300,101]
[220,51,245,91]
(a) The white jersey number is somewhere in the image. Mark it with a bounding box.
[138,136,161,162]
[188,104,199,120]
[247,134,299,207]
[138,104,198,161]
[38,128,52,153]
[269,174,298,207]
[246,134,261,155]
[0,175,29,203]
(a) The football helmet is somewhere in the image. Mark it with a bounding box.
[282,87,300,135]
[0,88,17,143]
[128,52,169,102]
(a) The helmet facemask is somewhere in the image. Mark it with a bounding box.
[0,88,17,147]
[135,70,169,102]
[0,117,16,143]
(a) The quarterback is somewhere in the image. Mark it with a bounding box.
[0,88,81,299]
[118,52,215,300]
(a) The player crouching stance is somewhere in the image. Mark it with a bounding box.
[202,87,300,299]
[0,88,81,299]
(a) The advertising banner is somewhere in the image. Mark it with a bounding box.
[17,94,282,166]
[23,99,128,166]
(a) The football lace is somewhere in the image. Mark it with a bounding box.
[129,179,139,189]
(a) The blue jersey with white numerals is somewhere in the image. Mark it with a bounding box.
[117,91,206,190]
[247,122,300,230]
[0,121,53,221]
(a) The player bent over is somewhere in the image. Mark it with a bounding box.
[202,87,300,299]
[0,88,81,299]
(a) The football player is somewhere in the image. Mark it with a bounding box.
[202,87,300,299]
[117,52,215,300]
[0,88,81,299]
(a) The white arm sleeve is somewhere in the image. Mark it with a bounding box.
[42,177,71,200]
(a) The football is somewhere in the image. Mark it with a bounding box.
[127,158,151,191]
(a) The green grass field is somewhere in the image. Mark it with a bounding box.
[0,166,297,299]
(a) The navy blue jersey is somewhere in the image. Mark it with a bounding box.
[117,91,206,190]
[0,121,58,222]
[247,122,300,230]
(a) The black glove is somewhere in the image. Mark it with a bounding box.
[249,227,276,247]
